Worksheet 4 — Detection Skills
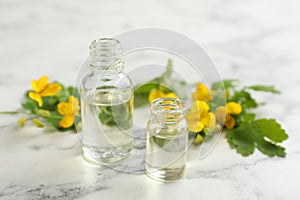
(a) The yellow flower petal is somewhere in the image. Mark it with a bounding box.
[59,115,74,128]
[29,92,43,107]
[163,92,178,98]
[226,102,242,115]
[200,112,216,128]
[208,112,216,128]
[188,120,204,133]
[215,106,226,123]
[69,96,80,116]
[148,89,165,102]
[40,83,62,97]
[192,83,211,101]
[191,100,209,114]
[57,102,73,116]
[197,83,210,95]
[224,114,235,129]
[69,96,79,105]
[32,76,48,93]
[185,110,200,122]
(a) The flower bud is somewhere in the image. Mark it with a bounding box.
[18,117,27,127]
[37,109,51,117]
[32,119,44,128]
[194,134,204,144]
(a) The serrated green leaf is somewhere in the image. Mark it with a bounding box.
[246,85,280,94]
[256,139,286,157]
[226,119,288,157]
[254,119,288,142]
[226,125,255,156]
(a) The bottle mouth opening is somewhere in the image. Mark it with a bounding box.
[89,38,121,50]
[151,98,185,115]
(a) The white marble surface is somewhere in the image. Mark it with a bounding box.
[1,0,300,199]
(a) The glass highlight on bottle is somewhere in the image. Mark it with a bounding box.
[80,38,134,163]
[146,98,188,182]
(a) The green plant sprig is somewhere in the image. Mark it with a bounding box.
[212,79,288,157]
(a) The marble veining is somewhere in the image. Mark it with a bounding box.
[0,0,300,199]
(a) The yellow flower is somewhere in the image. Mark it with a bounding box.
[148,89,178,103]
[148,89,165,102]
[57,96,80,128]
[185,100,216,133]
[29,76,62,107]
[192,83,211,102]
[164,92,178,98]
[215,102,242,129]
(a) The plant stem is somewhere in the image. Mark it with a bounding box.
[0,111,27,115]
[45,115,63,119]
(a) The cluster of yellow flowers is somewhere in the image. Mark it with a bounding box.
[189,83,242,136]
[29,76,80,129]
[147,83,243,143]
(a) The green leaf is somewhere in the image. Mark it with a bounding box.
[134,82,160,95]
[133,59,188,107]
[246,85,280,94]
[240,113,256,124]
[99,112,114,125]
[212,79,239,90]
[134,93,149,107]
[230,90,258,109]
[68,86,80,99]
[153,137,165,147]
[22,91,39,114]
[226,119,288,157]
[254,119,288,142]
[46,111,63,130]
[41,96,59,111]
[134,82,160,107]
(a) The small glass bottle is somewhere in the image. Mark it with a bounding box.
[80,38,134,163]
[146,98,188,182]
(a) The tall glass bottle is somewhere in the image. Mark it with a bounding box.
[146,98,188,182]
[80,38,134,163]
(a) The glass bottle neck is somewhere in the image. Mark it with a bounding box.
[150,98,185,125]
[89,38,124,72]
